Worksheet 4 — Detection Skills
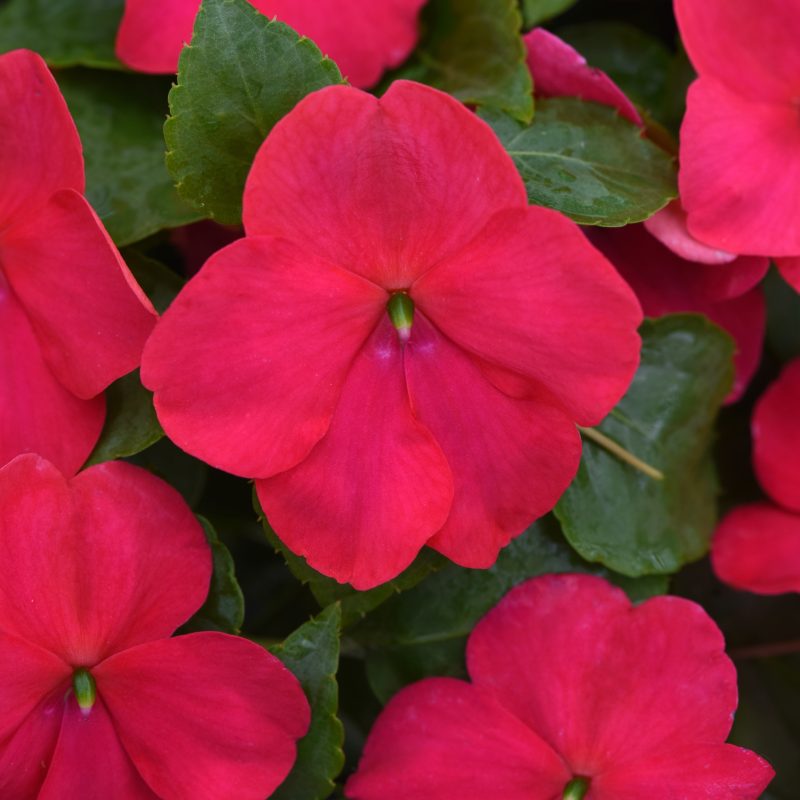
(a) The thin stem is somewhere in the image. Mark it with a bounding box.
[730,639,800,660]
[578,426,664,481]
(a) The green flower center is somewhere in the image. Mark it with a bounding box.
[72,668,97,716]
[562,776,590,800]
[387,292,414,342]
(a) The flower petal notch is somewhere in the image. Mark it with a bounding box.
[142,80,643,589]
[346,574,774,800]
[0,454,310,796]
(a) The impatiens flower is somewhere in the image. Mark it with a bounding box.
[116,0,427,87]
[346,573,774,800]
[0,454,309,798]
[142,80,643,589]
[713,360,800,594]
[675,0,800,258]
[0,50,156,475]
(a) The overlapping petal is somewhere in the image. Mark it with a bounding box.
[776,257,800,294]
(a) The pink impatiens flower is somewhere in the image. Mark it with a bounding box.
[0,454,309,798]
[346,574,774,800]
[0,49,156,474]
[116,0,427,87]
[141,81,643,590]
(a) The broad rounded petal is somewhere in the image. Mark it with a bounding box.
[413,207,642,426]
[467,574,739,776]
[680,79,800,257]
[524,28,642,126]
[752,359,800,511]
[96,633,310,800]
[0,285,104,475]
[0,50,83,226]
[0,455,211,665]
[776,256,800,294]
[593,743,773,800]
[142,236,386,478]
[38,699,158,800]
[674,0,800,102]
[406,315,581,567]
[257,318,453,589]
[244,81,526,289]
[116,0,200,73]
[346,678,569,800]
[712,503,800,595]
[1,189,156,399]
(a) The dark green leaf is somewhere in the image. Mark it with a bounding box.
[123,249,185,315]
[0,0,123,68]
[84,371,163,467]
[482,97,677,225]
[521,0,578,28]
[270,605,344,800]
[165,0,344,225]
[556,314,735,577]
[395,0,533,122]
[765,265,800,363]
[57,69,201,246]
[181,516,245,634]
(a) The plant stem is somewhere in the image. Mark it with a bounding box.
[577,426,664,481]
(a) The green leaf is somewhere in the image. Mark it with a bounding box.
[482,97,677,225]
[765,265,800,363]
[181,516,245,634]
[165,0,344,225]
[0,0,123,68]
[521,0,578,28]
[555,314,735,577]
[83,371,163,467]
[57,69,201,247]
[351,516,667,704]
[270,605,344,800]
[123,249,185,315]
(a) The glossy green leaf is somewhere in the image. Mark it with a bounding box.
[352,516,667,703]
[0,0,123,68]
[482,97,677,225]
[270,605,344,800]
[395,0,533,122]
[165,0,344,225]
[521,0,578,28]
[556,315,735,577]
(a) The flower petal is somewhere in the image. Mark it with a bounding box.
[96,632,310,800]
[257,318,453,589]
[776,256,800,294]
[467,574,739,776]
[1,189,156,400]
[0,49,83,227]
[142,236,386,478]
[752,359,800,511]
[346,678,569,800]
[405,315,581,567]
[0,455,211,665]
[244,81,526,290]
[413,207,642,426]
[0,285,104,475]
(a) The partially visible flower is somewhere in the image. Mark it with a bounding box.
[116,0,427,87]
[346,573,773,800]
[0,454,309,798]
[776,257,800,294]
[0,50,156,474]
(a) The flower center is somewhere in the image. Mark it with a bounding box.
[562,777,590,800]
[387,291,414,343]
[72,668,97,716]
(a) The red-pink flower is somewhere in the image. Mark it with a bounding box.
[0,454,309,798]
[346,574,773,800]
[141,81,642,589]
[116,0,427,87]
[0,50,156,475]
[675,0,800,258]
[713,360,800,594]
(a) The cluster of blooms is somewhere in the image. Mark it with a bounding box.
[0,0,796,795]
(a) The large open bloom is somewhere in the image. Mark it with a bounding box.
[346,573,773,799]
[0,49,156,474]
[142,80,642,589]
[713,359,800,594]
[116,0,427,87]
[0,454,309,798]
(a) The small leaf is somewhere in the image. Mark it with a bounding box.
[270,605,344,800]
[83,371,163,467]
[482,97,677,225]
[57,69,201,247]
[556,314,735,576]
[520,0,578,28]
[165,0,344,225]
